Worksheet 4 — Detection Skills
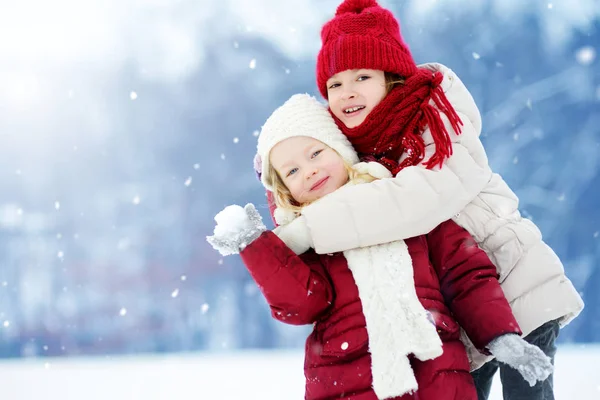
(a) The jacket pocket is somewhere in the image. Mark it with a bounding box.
[320,327,369,358]
[428,309,460,340]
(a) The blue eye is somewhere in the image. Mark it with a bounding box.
[328,83,340,89]
[311,150,322,158]
[287,168,298,177]
[357,75,370,81]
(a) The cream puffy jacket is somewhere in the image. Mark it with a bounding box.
[301,63,584,370]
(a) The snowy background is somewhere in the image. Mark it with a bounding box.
[1,345,600,399]
[0,0,599,398]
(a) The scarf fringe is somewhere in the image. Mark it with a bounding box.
[421,72,464,169]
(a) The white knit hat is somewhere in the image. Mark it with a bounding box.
[256,93,359,191]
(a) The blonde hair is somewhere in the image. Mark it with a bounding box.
[385,72,404,94]
[267,157,377,215]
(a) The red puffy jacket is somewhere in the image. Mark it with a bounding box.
[240,219,520,400]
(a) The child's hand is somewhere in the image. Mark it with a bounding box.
[352,161,392,179]
[206,204,266,256]
[487,334,553,386]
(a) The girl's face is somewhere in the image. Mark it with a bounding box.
[269,136,349,205]
[326,69,387,128]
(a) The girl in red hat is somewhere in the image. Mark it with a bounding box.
[292,1,585,399]
[208,94,552,400]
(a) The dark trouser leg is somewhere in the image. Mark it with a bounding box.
[471,357,499,400]
[499,320,560,400]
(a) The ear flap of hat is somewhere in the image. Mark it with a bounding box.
[336,0,378,15]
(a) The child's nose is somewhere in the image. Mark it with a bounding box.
[306,168,318,179]
[341,89,356,100]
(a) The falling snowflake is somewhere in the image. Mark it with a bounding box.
[249,59,256,69]
[201,303,210,314]
[130,91,138,100]
[233,137,239,144]
[193,163,200,170]
[57,251,64,259]
[3,321,9,328]
[181,275,187,281]
[184,177,192,186]
[54,201,60,210]
[252,130,259,137]
[220,154,226,160]
[132,196,141,205]
[171,289,179,298]
[575,46,596,66]
[547,3,553,9]
[341,342,349,350]
[472,52,481,60]
[119,308,127,316]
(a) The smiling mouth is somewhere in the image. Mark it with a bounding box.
[310,177,329,191]
[344,106,365,114]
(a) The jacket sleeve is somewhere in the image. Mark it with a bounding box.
[427,220,521,351]
[301,68,492,255]
[239,230,334,325]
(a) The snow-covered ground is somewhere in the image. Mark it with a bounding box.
[2,345,599,399]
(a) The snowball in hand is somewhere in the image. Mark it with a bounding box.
[213,205,253,236]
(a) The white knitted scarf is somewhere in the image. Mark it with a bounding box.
[344,240,443,399]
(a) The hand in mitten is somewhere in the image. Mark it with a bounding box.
[487,334,553,387]
[206,204,266,256]
[273,215,313,255]
[353,161,393,179]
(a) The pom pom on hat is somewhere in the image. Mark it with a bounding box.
[336,0,378,14]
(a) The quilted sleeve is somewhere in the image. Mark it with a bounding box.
[240,231,334,325]
[427,220,521,350]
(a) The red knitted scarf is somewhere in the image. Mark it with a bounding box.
[331,69,463,175]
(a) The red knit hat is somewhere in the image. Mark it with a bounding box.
[316,0,418,98]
